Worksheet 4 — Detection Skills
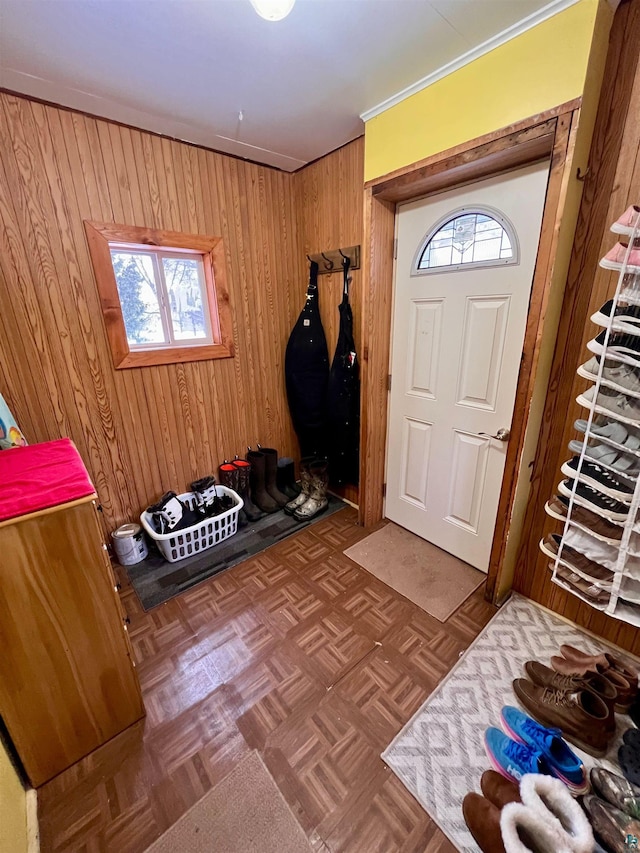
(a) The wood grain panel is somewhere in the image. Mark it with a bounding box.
[0,92,302,532]
[0,498,144,787]
[513,0,640,653]
[294,139,365,503]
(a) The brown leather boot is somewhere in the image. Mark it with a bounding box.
[480,770,520,808]
[559,643,638,696]
[512,677,613,757]
[525,660,618,712]
[551,654,636,712]
[462,792,505,853]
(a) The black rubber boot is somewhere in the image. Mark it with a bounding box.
[230,458,265,522]
[219,462,247,525]
[246,450,280,513]
[257,445,289,507]
[277,457,300,500]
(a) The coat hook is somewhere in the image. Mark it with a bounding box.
[576,166,590,182]
[306,253,312,263]
[338,248,347,260]
[321,252,334,270]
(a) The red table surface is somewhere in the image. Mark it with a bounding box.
[0,438,95,522]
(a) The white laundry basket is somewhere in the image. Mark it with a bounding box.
[140,487,243,563]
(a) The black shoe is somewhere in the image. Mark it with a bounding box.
[257,445,289,507]
[558,479,630,522]
[191,476,233,516]
[277,457,300,500]
[592,299,640,331]
[246,449,280,513]
[562,456,634,501]
[590,329,640,362]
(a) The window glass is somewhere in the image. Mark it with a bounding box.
[417,211,515,271]
[111,251,166,345]
[163,257,208,341]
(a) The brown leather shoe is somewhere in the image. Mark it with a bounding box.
[551,653,636,712]
[513,677,613,757]
[480,769,520,808]
[546,494,623,541]
[525,660,618,710]
[462,792,505,853]
[560,644,638,693]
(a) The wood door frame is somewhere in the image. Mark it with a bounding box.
[358,99,581,604]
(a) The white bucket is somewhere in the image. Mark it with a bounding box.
[112,522,148,566]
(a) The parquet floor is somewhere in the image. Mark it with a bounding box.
[38,507,497,852]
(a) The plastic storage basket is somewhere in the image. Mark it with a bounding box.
[140,487,243,563]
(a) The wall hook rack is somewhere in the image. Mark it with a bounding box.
[306,245,360,274]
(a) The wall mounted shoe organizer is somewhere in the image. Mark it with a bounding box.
[543,205,640,626]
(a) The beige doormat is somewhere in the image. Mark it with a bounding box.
[344,522,484,622]
[145,750,313,853]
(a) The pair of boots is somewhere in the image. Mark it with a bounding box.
[284,457,329,522]
[219,446,290,523]
[463,772,594,853]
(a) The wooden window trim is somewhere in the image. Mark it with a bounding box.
[84,221,234,369]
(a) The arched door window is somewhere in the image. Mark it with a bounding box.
[413,206,519,275]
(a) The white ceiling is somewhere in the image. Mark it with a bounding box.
[0,0,573,171]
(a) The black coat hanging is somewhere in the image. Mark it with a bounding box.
[327,257,360,485]
[284,261,330,459]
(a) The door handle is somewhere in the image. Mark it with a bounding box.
[478,428,510,442]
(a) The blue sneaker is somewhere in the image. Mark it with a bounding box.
[501,705,588,794]
[484,727,551,783]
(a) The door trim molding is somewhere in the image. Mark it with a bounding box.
[358,100,581,604]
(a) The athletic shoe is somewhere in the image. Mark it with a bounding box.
[558,478,629,521]
[562,456,634,501]
[484,727,552,784]
[587,330,640,366]
[545,494,623,543]
[577,385,640,425]
[574,417,640,452]
[540,533,613,584]
[551,562,611,607]
[578,355,640,396]
[500,705,588,794]
[611,205,640,237]
[591,301,640,337]
[599,241,640,273]
[567,438,640,474]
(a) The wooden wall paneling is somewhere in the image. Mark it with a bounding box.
[359,189,396,526]
[512,0,640,654]
[0,92,304,531]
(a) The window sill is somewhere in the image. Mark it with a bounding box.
[114,342,234,369]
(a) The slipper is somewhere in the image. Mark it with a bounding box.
[618,743,640,787]
[623,728,640,749]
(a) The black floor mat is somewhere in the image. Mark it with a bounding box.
[126,495,346,610]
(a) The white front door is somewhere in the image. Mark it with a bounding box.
[385,163,549,571]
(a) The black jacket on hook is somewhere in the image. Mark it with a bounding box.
[285,261,330,459]
[327,259,360,485]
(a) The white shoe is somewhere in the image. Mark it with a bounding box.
[574,417,640,447]
[519,775,594,853]
[611,204,640,237]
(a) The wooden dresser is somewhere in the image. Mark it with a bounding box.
[0,439,144,786]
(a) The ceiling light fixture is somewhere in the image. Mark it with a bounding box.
[249,0,295,21]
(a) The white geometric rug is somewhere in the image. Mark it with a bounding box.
[382,593,636,852]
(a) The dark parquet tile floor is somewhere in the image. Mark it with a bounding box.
[38,507,497,852]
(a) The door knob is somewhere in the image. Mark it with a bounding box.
[478,428,510,442]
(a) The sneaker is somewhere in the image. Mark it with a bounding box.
[551,562,611,607]
[611,205,640,237]
[599,241,640,274]
[587,330,640,366]
[561,456,634,501]
[577,385,640,425]
[591,301,640,336]
[545,494,623,543]
[484,727,552,784]
[567,438,640,474]
[558,478,629,521]
[574,417,640,452]
[540,533,613,583]
[500,705,588,794]
[577,356,640,396]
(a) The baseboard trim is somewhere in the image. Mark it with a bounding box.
[26,788,39,853]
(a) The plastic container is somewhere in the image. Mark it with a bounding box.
[111,522,148,565]
[140,486,243,563]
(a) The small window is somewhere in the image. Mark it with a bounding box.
[414,207,519,275]
[85,222,233,369]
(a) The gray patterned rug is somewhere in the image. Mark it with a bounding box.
[382,594,637,852]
